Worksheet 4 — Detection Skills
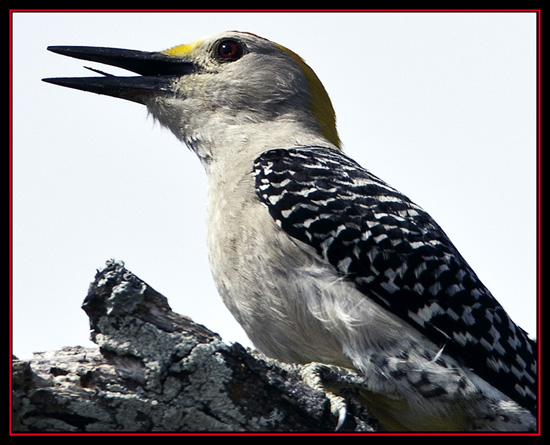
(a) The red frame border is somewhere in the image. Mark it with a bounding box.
[8,8,542,437]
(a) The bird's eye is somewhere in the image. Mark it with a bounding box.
[216,39,244,62]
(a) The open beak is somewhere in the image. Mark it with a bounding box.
[43,46,196,103]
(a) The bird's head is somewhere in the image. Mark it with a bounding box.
[44,31,340,165]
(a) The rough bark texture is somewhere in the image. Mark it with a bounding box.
[11,260,379,433]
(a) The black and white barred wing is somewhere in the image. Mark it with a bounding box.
[253,146,536,414]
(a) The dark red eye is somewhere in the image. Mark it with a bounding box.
[217,39,243,61]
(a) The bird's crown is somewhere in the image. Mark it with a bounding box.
[161,31,341,149]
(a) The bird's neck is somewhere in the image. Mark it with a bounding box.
[189,119,337,176]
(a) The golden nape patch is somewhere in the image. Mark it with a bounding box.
[275,44,341,150]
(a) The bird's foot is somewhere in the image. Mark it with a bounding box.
[299,362,370,431]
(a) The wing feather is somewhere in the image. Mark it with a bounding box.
[253,146,537,413]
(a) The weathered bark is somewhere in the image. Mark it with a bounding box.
[11,260,378,433]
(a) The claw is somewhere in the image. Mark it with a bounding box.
[334,400,348,431]
[299,362,350,431]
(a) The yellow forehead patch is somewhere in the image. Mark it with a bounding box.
[275,44,341,149]
[162,39,203,57]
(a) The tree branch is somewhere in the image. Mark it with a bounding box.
[12,260,378,433]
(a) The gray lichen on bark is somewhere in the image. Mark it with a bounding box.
[11,260,378,433]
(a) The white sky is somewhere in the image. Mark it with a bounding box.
[12,11,538,359]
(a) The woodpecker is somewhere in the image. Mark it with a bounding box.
[44,31,537,432]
